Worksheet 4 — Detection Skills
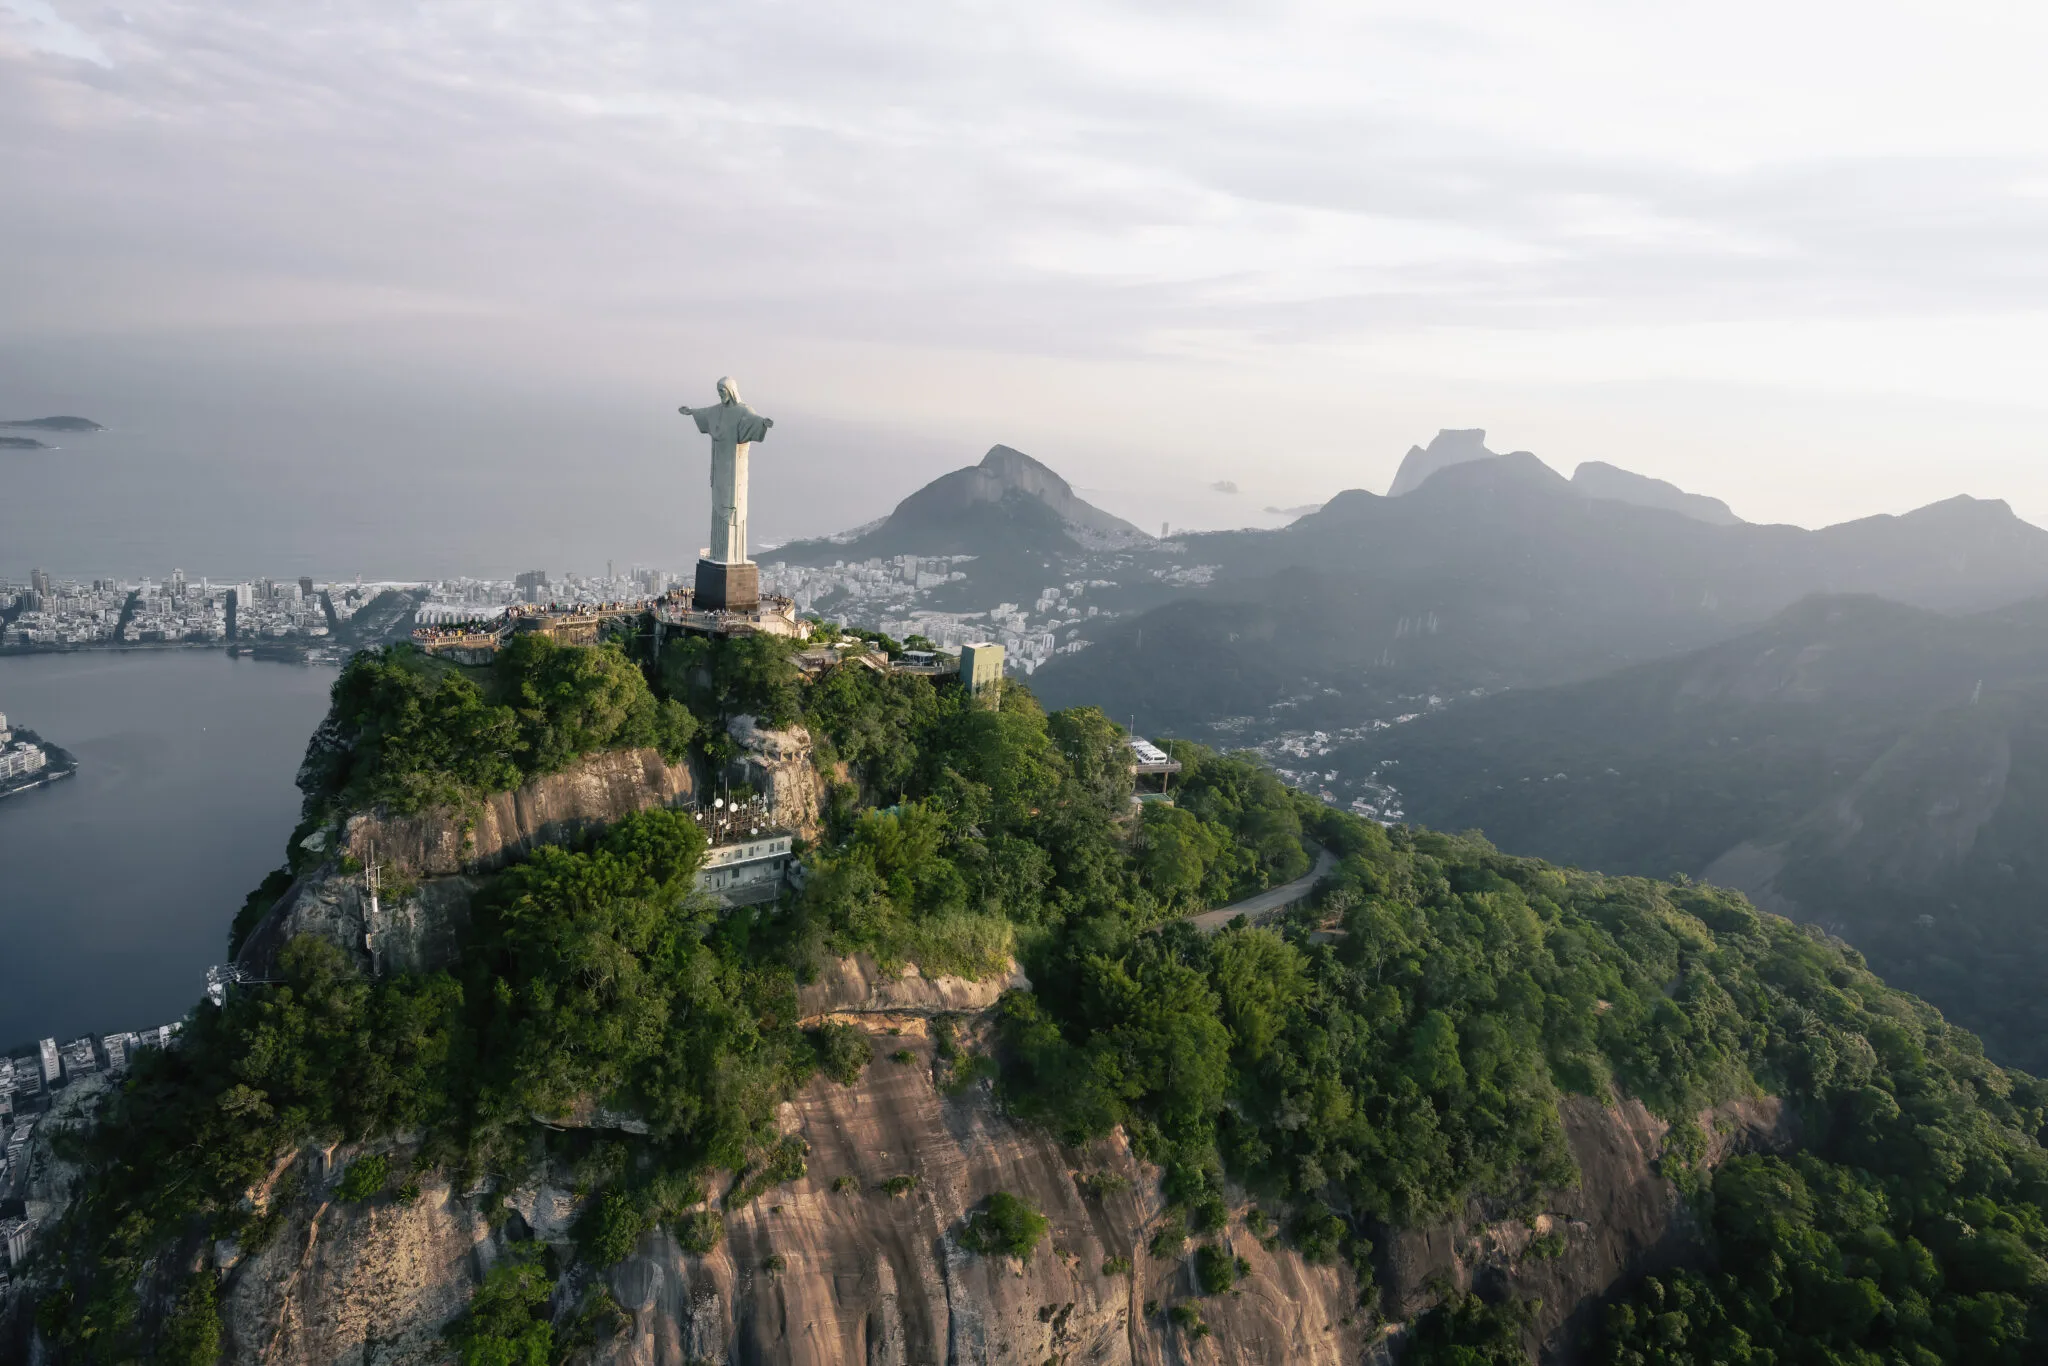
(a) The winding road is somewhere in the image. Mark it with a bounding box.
[1185,846,1340,934]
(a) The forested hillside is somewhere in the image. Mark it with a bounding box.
[21,630,2048,1364]
[1337,592,2048,1076]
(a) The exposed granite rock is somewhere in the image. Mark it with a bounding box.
[340,747,700,879]
[220,1163,501,1366]
[1379,1093,1796,1364]
[798,953,1031,1021]
[726,715,824,840]
[240,748,703,978]
[594,1008,1367,1366]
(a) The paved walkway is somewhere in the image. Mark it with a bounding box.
[1184,846,1340,934]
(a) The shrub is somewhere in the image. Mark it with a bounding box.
[1292,1205,1345,1264]
[1194,1243,1248,1295]
[158,1272,221,1366]
[675,1209,725,1255]
[444,1247,555,1366]
[1076,1170,1132,1200]
[832,1174,858,1193]
[941,1052,999,1095]
[1102,1255,1133,1276]
[960,1192,1050,1260]
[882,1174,919,1197]
[1168,1303,1210,1339]
[890,1048,917,1065]
[580,1187,650,1267]
[1148,1213,1187,1259]
[810,1021,874,1085]
[335,1154,389,1203]
[731,1136,809,1206]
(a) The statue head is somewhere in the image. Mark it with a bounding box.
[717,376,741,405]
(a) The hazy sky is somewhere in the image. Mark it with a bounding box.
[6,0,2048,575]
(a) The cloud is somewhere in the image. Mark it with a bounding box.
[0,0,109,66]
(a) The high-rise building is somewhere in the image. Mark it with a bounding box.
[36,1038,59,1086]
[960,641,1006,696]
[60,1037,97,1079]
[170,568,187,597]
[30,569,50,599]
[300,576,316,599]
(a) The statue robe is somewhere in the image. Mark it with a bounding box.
[692,401,773,564]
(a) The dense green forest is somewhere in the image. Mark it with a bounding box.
[1335,594,2048,1077]
[30,627,2048,1363]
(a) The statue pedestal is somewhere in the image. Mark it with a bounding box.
[695,559,760,612]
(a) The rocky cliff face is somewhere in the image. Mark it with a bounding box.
[726,716,825,841]
[6,955,1787,1365]
[341,748,700,880]
[239,747,701,979]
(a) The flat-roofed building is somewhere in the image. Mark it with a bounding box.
[694,832,795,906]
[60,1037,97,1080]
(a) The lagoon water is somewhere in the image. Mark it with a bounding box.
[0,651,337,1050]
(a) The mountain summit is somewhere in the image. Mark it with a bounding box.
[1571,460,1742,525]
[771,444,1146,564]
[892,444,1143,542]
[1386,428,1527,496]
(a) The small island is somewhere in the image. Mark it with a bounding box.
[0,436,52,451]
[0,415,103,432]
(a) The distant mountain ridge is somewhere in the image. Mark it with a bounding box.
[1571,460,1741,525]
[770,443,1147,564]
[1386,428,1521,496]
[1035,444,2048,733]
[1392,428,1739,525]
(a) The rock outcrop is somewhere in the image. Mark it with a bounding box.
[1379,1093,1796,1363]
[239,747,701,979]
[340,747,699,880]
[797,952,1030,1021]
[1387,429,1535,497]
[176,969,1370,1366]
[725,715,825,840]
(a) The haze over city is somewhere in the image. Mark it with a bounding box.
[8,0,2048,580]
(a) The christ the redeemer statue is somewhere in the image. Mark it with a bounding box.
[678,376,773,610]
